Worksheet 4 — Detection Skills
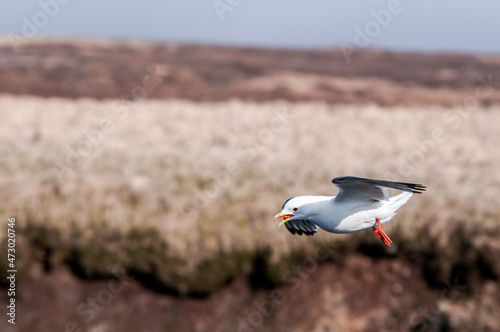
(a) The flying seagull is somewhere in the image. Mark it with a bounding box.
[274,176,426,246]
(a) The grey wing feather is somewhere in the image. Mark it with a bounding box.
[285,219,318,236]
[332,176,426,203]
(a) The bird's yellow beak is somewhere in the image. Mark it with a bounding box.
[274,212,294,227]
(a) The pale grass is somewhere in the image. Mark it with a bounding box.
[1,94,499,283]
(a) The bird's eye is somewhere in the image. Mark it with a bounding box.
[292,207,298,212]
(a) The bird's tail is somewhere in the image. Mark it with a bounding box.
[378,191,413,225]
[389,191,413,212]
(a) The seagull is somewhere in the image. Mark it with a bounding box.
[274,176,426,246]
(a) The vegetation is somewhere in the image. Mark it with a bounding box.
[1,95,499,294]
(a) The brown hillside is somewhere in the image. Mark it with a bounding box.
[1,38,500,105]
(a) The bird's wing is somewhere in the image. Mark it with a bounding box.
[285,219,319,236]
[332,176,426,203]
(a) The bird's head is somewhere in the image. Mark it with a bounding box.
[274,196,318,227]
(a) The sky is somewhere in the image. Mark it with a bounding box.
[1,0,499,54]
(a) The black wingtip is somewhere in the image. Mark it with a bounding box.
[333,176,427,194]
[331,176,352,184]
[406,183,426,194]
[284,219,318,236]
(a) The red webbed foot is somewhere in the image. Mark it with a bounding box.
[372,218,392,246]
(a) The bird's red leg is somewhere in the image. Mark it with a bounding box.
[372,218,392,246]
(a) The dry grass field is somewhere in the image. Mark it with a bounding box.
[1,95,499,290]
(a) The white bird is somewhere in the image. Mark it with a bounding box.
[274,176,426,246]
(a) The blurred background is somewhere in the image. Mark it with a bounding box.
[1,1,500,331]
